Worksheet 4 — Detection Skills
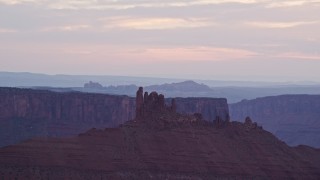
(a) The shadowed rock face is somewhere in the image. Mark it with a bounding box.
[230,95,320,148]
[169,97,230,123]
[136,87,175,120]
[135,87,144,118]
[0,88,135,147]
[0,87,229,147]
[0,89,319,179]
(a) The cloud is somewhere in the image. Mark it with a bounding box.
[245,21,319,29]
[0,0,38,5]
[125,46,259,62]
[28,43,258,61]
[1,0,260,10]
[40,25,91,32]
[266,0,320,8]
[2,0,319,10]
[62,49,95,55]
[276,52,320,60]
[0,28,17,33]
[102,17,215,30]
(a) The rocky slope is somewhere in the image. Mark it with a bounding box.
[0,88,319,179]
[0,87,229,147]
[230,95,320,148]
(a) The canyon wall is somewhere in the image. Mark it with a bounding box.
[230,95,320,148]
[168,97,229,123]
[0,88,229,147]
[0,91,319,179]
[0,88,135,147]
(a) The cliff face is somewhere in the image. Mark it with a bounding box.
[0,87,230,147]
[0,88,135,147]
[230,95,320,148]
[170,97,230,123]
[0,90,319,179]
[137,87,229,123]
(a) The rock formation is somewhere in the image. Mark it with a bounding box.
[0,87,230,147]
[168,97,230,123]
[244,116,261,131]
[135,87,144,118]
[230,95,320,148]
[133,87,207,129]
[0,88,319,179]
[0,87,135,147]
[135,87,177,120]
[171,99,177,112]
[84,81,103,89]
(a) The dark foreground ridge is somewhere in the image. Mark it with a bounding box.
[0,88,320,179]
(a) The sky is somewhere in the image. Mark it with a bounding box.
[0,0,320,82]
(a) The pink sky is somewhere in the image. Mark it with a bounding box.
[0,0,320,81]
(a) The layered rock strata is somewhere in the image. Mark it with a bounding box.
[0,89,319,179]
[230,95,320,147]
[0,87,230,147]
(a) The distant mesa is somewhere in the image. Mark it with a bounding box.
[81,80,214,98]
[146,80,212,92]
[84,81,103,89]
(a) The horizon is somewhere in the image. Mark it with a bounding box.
[1,0,320,81]
[2,71,320,85]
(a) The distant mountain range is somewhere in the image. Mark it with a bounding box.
[0,71,181,87]
[1,72,320,103]
[1,71,319,87]
[34,80,320,103]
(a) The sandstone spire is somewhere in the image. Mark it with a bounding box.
[171,99,177,113]
[135,87,175,119]
[136,87,144,118]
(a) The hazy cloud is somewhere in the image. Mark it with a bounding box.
[0,0,38,5]
[0,28,17,33]
[122,46,259,61]
[1,0,260,10]
[40,25,92,32]
[1,0,319,10]
[276,52,320,60]
[246,21,319,29]
[266,0,320,8]
[102,17,216,30]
